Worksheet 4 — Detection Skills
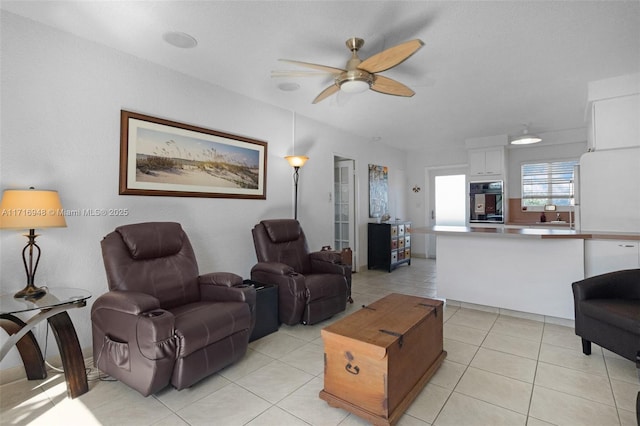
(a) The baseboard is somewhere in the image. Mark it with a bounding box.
[446,299,575,328]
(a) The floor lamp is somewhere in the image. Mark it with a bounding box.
[285,156,309,220]
[0,188,67,298]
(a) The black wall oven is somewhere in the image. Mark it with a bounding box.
[469,181,504,223]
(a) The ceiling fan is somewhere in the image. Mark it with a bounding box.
[274,37,424,104]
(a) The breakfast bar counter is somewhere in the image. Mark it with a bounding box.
[415,225,640,240]
[413,226,639,319]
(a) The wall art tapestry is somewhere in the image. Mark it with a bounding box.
[368,164,389,218]
[120,110,267,199]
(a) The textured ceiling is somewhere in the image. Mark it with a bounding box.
[2,1,639,152]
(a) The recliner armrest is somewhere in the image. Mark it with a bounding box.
[250,262,307,326]
[199,277,257,332]
[91,291,177,363]
[200,280,257,307]
[92,290,161,315]
[309,251,352,277]
[199,271,255,309]
[198,272,244,287]
[309,250,342,264]
[251,262,296,276]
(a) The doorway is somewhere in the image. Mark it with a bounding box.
[334,157,357,271]
[426,166,467,258]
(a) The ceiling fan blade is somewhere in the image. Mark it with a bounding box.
[312,84,340,104]
[358,39,424,73]
[271,70,335,78]
[370,75,415,97]
[278,59,345,74]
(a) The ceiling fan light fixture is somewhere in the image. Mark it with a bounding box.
[340,79,370,93]
[336,69,373,94]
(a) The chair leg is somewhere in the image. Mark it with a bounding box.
[581,338,591,355]
[636,390,639,426]
[637,352,640,425]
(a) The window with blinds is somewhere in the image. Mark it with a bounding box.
[521,160,579,208]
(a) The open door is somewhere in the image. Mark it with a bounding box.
[427,167,467,258]
[334,157,357,271]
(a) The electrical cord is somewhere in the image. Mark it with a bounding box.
[40,314,175,384]
[42,321,114,382]
[90,333,116,382]
[42,322,65,373]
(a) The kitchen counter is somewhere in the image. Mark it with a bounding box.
[414,226,640,240]
[506,221,572,228]
[431,229,582,319]
[420,225,639,319]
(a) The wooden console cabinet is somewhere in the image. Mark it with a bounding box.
[368,221,411,272]
[319,293,446,426]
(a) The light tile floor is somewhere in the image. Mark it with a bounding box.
[1,258,638,425]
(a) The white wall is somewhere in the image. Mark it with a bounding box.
[0,12,407,372]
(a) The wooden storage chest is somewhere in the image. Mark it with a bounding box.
[319,293,446,425]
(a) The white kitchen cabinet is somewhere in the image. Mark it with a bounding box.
[588,93,639,151]
[468,148,504,177]
[584,239,640,277]
[579,148,640,233]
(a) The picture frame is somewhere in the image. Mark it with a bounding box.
[368,164,389,218]
[120,110,267,199]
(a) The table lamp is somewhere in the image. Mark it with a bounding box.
[0,188,67,298]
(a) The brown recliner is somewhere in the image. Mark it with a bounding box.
[92,222,255,396]
[250,219,351,325]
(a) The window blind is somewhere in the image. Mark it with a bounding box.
[521,160,578,206]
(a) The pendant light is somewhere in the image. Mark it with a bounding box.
[511,125,542,145]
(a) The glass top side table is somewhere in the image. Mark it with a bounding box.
[0,287,91,398]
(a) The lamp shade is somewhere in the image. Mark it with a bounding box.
[0,189,67,230]
[285,155,309,168]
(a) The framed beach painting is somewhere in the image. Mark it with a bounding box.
[119,110,267,199]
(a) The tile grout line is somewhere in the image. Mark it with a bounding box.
[432,308,467,425]
[525,321,547,423]
[433,306,499,424]
[602,353,625,426]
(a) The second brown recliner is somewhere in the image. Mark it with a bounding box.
[251,219,350,325]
